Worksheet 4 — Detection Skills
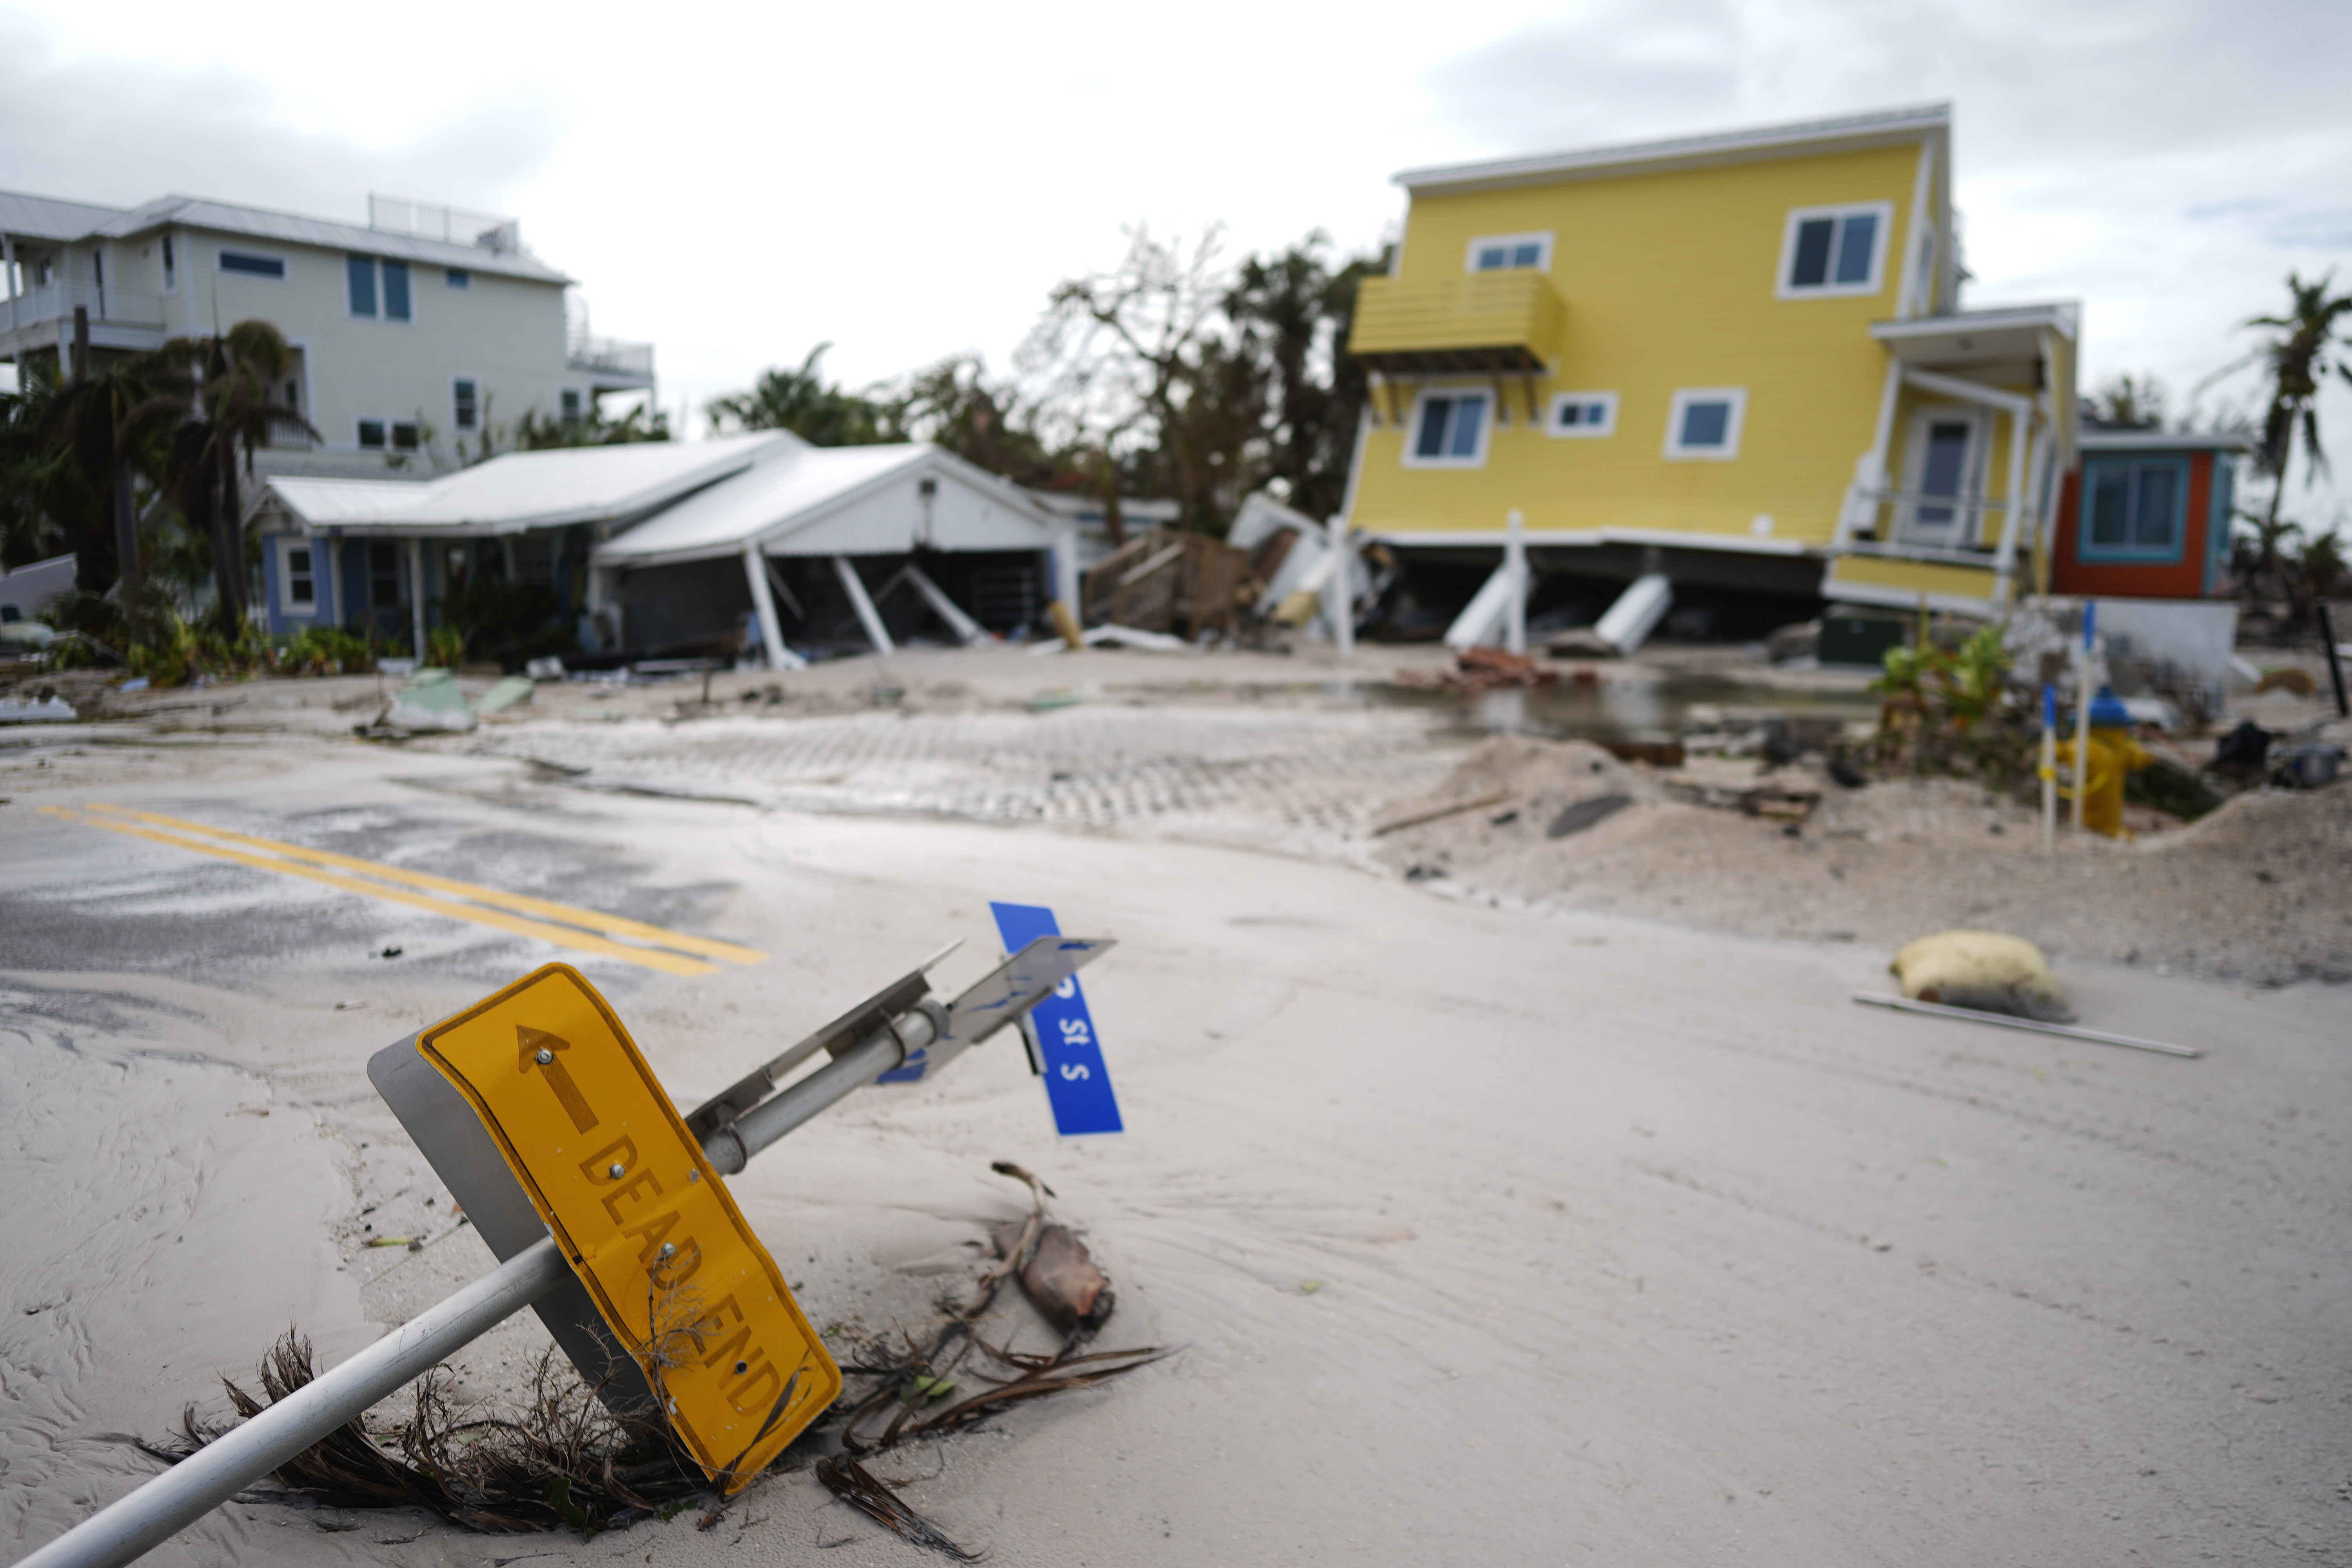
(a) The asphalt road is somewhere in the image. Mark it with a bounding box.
[4,730,2349,1566]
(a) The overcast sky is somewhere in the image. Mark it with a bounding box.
[7,0,2349,523]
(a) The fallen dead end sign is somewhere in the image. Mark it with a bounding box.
[418,964,840,1489]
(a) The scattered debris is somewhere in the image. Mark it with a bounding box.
[1080,624,1196,655]
[2274,742,2344,789]
[993,1220,1115,1336]
[828,1163,1164,1458]
[1889,930,2071,1022]
[382,670,477,734]
[372,946,403,960]
[1371,790,1514,837]
[159,1336,711,1534]
[1394,645,1559,691]
[474,676,536,715]
[1853,991,2199,1059]
[1081,528,1249,640]
[0,694,76,723]
[814,1455,980,1561]
[334,1000,368,1011]
[1546,793,1632,838]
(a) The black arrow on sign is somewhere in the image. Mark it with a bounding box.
[517,1026,599,1132]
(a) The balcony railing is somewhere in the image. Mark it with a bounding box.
[566,332,655,379]
[0,281,168,338]
[1348,271,1566,375]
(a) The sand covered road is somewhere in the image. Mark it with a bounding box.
[1,740,2348,1565]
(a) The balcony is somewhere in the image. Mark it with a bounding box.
[0,281,169,358]
[566,331,655,389]
[1348,271,1565,377]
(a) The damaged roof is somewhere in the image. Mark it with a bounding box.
[592,443,1058,566]
[261,433,802,536]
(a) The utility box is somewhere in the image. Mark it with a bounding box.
[1820,605,1910,668]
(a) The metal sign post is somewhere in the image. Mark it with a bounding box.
[16,933,1114,1568]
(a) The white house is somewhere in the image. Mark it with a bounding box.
[0,190,654,478]
[258,436,1077,662]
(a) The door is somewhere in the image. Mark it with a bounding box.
[1897,409,1984,547]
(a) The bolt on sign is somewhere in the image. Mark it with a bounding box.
[417,964,840,1490]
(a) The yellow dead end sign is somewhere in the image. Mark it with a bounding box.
[417,963,840,1490]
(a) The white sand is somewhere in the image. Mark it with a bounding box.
[2,727,2349,1565]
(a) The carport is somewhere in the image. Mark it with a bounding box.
[590,443,1075,668]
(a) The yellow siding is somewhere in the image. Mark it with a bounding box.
[1825,554,1999,602]
[1354,143,1924,543]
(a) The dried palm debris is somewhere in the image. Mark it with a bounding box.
[152,1162,1166,1549]
[149,1336,708,1534]
[814,1454,983,1560]
[830,1161,1165,1456]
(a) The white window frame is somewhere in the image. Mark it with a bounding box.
[444,266,472,289]
[355,417,424,453]
[1403,387,1495,469]
[558,387,586,427]
[1663,388,1748,461]
[277,536,319,615]
[216,246,289,282]
[1546,390,1619,439]
[1463,232,1554,274]
[1774,201,1894,299]
[1895,405,1989,546]
[452,375,481,432]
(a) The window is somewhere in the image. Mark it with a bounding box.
[1546,391,1618,439]
[381,261,411,321]
[280,540,316,612]
[162,235,176,292]
[357,419,418,451]
[2079,458,2188,562]
[347,257,411,320]
[445,267,471,289]
[1406,391,1490,467]
[218,249,287,279]
[1465,232,1552,273]
[348,256,377,316]
[1777,202,1892,298]
[559,388,584,427]
[453,377,479,431]
[1663,388,1747,460]
[368,543,403,609]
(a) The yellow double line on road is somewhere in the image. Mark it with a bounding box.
[42,802,766,978]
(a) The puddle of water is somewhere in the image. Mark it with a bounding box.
[1345,673,1881,741]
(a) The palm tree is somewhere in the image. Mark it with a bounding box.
[160,321,316,630]
[2239,271,2352,609]
[22,349,192,595]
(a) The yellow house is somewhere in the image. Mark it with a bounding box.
[1342,104,2078,635]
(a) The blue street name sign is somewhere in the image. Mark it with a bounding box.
[991,901,1123,1136]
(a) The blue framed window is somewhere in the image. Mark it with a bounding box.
[381,261,411,320]
[1406,391,1490,467]
[348,256,377,316]
[2206,457,2236,592]
[218,249,286,279]
[2078,457,2189,563]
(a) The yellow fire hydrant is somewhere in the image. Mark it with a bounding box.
[2051,727,2153,838]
